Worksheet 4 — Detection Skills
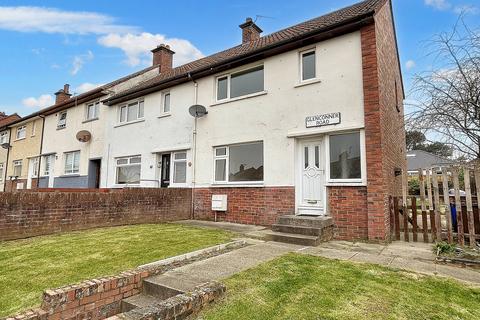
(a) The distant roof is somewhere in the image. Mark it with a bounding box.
[407,150,452,171]
[0,113,21,129]
[104,0,386,105]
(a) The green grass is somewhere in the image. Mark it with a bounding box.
[200,253,480,320]
[0,224,232,317]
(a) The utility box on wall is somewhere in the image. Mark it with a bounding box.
[211,194,228,211]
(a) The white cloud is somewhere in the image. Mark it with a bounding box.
[75,82,104,94]
[0,6,137,34]
[424,0,451,10]
[22,94,53,108]
[71,50,94,75]
[98,32,204,67]
[405,60,416,71]
[454,5,479,14]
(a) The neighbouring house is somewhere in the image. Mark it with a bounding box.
[407,149,452,176]
[0,112,21,191]
[38,66,160,189]
[4,114,44,191]
[100,0,406,241]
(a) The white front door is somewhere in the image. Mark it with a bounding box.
[27,157,39,189]
[297,139,325,215]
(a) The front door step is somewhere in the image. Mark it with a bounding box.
[266,215,334,246]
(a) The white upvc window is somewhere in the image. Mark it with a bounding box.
[162,92,171,114]
[57,111,67,129]
[300,48,316,81]
[216,65,264,101]
[172,151,187,184]
[31,120,36,136]
[16,126,26,140]
[31,157,39,176]
[213,141,264,184]
[119,100,144,124]
[0,163,4,182]
[86,101,100,120]
[43,155,53,176]
[0,131,9,144]
[13,160,22,177]
[325,130,366,184]
[64,151,80,175]
[116,155,141,185]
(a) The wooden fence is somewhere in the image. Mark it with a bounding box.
[392,165,480,247]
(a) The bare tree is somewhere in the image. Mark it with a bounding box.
[407,17,480,160]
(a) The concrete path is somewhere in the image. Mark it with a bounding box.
[173,221,479,286]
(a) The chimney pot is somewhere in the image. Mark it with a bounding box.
[239,17,262,44]
[151,44,175,72]
[55,83,72,105]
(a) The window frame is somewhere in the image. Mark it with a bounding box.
[171,151,187,185]
[57,111,67,129]
[86,101,100,121]
[213,141,264,185]
[161,92,171,114]
[0,131,9,144]
[215,65,265,102]
[16,126,26,140]
[31,120,36,136]
[42,154,53,176]
[0,163,4,182]
[325,130,366,185]
[115,155,142,185]
[64,150,80,175]
[299,48,317,82]
[13,160,22,177]
[118,100,144,124]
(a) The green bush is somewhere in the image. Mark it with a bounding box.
[408,177,420,195]
[434,242,456,255]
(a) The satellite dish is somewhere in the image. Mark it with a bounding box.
[76,130,92,143]
[189,105,208,118]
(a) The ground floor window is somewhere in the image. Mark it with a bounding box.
[13,160,22,177]
[31,157,39,176]
[0,163,4,182]
[328,131,362,182]
[214,141,263,183]
[172,152,187,184]
[116,155,141,184]
[64,151,80,174]
[43,155,53,176]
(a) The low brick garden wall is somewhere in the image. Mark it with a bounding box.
[0,188,192,241]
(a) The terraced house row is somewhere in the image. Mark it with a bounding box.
[0,0,406,241]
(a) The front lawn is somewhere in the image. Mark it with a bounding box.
[199,253,480,320]
[0,224,233,317]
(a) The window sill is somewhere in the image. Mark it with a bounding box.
[14,137,26,141]
[114,119,145,128]
[82,117,99,124]
[325,181,366,187]
[294,78,322,88]
[56,126,66,131]
[158,113,171,119]
[211,91,268,107]
[210,182,264,188]
[59,174,81,178]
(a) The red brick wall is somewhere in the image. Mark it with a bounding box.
[357,0,405,242]
[328,186,368,240]
[4,178,39,192]
[0,188,192,241]
[193,187,295,226]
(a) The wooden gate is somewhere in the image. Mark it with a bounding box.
[392,165,480,247]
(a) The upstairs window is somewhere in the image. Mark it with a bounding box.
[31,121,36,136]
[16,126,26,140]
[116,156,141,184]
[64,151,80,175]
[0,131,8,144]
[57,112,67,129]
[301,49,316,81]
[119,100,144,123]
[216,65,264,101]
[86,102,100,120]
[162,93,171,113]
[214,142,264,183]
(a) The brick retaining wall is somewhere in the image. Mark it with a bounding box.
[0,188,192,241]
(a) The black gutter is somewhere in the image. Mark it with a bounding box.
[104,13,375,106]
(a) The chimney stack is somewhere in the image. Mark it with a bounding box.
[151,44,175,72]
[239,17,262,44]
[55,84,71,105]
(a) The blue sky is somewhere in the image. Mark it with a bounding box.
[0,0,478,116]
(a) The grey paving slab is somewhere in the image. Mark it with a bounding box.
[300,247,358,260]
[388,257,437,275]
[435,264,480,285]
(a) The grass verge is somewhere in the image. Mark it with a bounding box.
[199,253,480,320]
[0,223,232,317]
